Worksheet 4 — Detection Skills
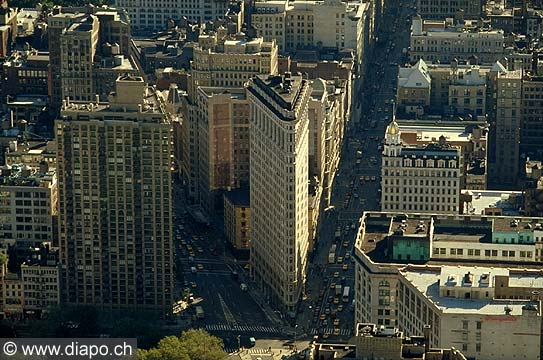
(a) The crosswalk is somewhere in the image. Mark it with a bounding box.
[310,327,352,336]
[222,348,272,355]
[204,323,281,334]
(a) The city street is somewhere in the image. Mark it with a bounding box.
[169,0,415,350]
[293,0,415,342]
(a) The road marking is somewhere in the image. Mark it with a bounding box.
[205,323,281,334]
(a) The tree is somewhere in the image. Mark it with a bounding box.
[138,330,226,360]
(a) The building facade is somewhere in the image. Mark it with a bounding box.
[223,187,250,253]
[56,76,174,309]
[381,120,462,214]
[410,16,505,65]
[247,73,311,312]
[354,212,543,360]
[196,87,250,211]
[0,164,57,247]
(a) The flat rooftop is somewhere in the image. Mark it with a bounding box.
[402,267,539,315]
[358,212,543,266]
[462,190,523,216]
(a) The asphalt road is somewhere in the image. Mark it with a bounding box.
[294,0,416,342]
[169,0,416,350]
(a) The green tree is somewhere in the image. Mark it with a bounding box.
[138,330,226,360]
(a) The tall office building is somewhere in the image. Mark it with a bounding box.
[487,68,522,187]
[56,76,173,309]
[247,73,312,312]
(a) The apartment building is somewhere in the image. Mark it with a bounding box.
[115,0,233,31]
[396,119,487,189]
[354,212,543,360]
[56,76,173,309]
[416,0,482,19]
[251,0,371,74]
[4,141,57,169]
[20,245,60,315]
[381,120,462,214]
[191,31,278,90]
[196,87,250,211]
[0,163,57,247]
[1,50,49,99]
[396,60,432,116]
[223,186,250,253]
[247,73,312,313]
[183,30,278,203]
[251,1,287,52]
[410,16,505,65]
[48,6,130,107]
[0,244,60,318]
[397,60,490,117]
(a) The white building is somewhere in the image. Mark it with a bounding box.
[399,266,542,360]
[251,0,370,74]
[381,120,462,214]
[115,0,231,30]
[410,16,505,65]
[247,73,312,313]
[354,212,543,360]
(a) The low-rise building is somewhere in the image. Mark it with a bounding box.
[0,163,57,247]
[416,0,482,20]
[1,50,49,99]
[223,187,250,255]
[410,16,505,65]
[382,120,462,214]
[396,119,487,190]
[460,190,523,216]
[4,140,57,169]
[354,211,543,360]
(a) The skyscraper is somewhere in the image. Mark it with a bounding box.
[56,75,173,309]
[247,73,312,312]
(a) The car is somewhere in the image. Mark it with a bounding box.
[334,272,339,278]
[364,176,370,181]
[337,305,344,312]
[340,276,347,284]
[343,241,349,247]
[328,295,334,303]
[320,314,326,320]
[334,319,340,326]
[333,328,340,336]
[197,247,204,253]
[323,333,330,339]
[325,307,331,315]
[189,251,196,257]
[345,253,351,259]
[197,264,204,270]
[333,297,340,305]
[371,176,377,181]
[337,257,343,264]
[330,282,336,289]
[187,245,193,251]
[342,264,348,271]
[191,282,197,288]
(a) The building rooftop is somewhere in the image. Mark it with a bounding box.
[224,186,250,206]
[401,142,460,159]
[401,266,540,315]
[357,212,543,266]
[398,59,431,89]
[461,190,523,216]
[0,163,55,187]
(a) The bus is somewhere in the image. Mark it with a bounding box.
[343,286,350,303]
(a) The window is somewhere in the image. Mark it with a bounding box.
[476,321,482,330]
[462,320,469,329]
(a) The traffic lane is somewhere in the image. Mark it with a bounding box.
[187,271,270,326]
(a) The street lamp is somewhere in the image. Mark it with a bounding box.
[237,335,241,350]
